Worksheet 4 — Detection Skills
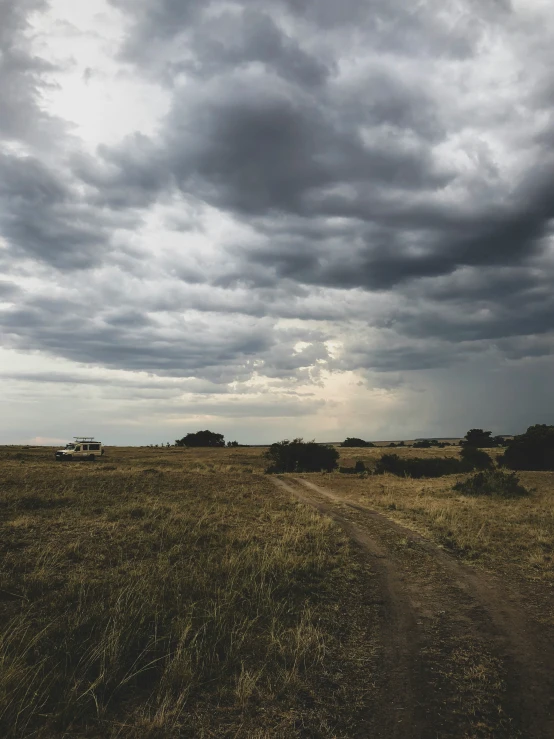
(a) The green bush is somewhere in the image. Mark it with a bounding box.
[374,454,462,478]
[265,439,339,474]
[454,470,529,498]
[460,446,494,471]
[374,447,496,479]
[501,425,554,471]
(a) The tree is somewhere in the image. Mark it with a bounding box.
[501,425,554,471]
[175,430,225,447]
[460,445,494,471]
[227,440,239,447]
[461,429,496,448]
[341,437,375,447]
[265,439,339,474]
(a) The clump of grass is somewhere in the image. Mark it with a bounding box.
[454,469,529,498]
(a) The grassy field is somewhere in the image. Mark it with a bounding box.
[1,443,553,737]
[0,445,379,739]
[331,445,554,624]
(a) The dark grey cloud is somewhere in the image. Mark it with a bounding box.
[184,10,330,87]
[0,291,332,382]
[0,370,236,397]
[0,280,21,301]
[2,0,554,409]
[344,343,467,373]
[278,0,509,45]
[398,299,554,345]
[92,0,554,310]
[86,70,451,253]
[72,138,170,211]
[227,196,554,294]
[496,336,554,361]
[110,0,491,72]
[109,0,201,62]
[1,306,263,378]
[0,152,120,269]
[153,73,452,216]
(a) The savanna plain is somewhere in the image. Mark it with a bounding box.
[1,444,553,738]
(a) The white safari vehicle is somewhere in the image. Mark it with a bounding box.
[55,438,104,461]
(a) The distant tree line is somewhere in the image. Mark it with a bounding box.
[168,424,554,475]
[375,445,493,479]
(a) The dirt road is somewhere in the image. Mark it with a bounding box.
[273,476,554,739]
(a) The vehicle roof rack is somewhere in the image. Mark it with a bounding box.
[73,437,97,441]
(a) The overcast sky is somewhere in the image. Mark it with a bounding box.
[1,0,553,445]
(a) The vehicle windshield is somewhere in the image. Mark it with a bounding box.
[65,443,75,449]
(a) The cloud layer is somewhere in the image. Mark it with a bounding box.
[1,0,553,442]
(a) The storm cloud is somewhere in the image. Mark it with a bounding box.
[1,0,553,443]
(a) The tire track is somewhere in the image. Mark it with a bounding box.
[273,475,554,738]
[272,476,424,739]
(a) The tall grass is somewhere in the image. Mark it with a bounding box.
[0,447,374,738]
[323,446,554,603]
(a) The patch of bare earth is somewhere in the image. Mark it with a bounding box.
[273,476,554,739]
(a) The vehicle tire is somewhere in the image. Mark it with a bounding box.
[89,454,95,461]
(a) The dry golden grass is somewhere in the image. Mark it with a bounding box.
[0,445,377,738]
[3,442,553,737]
[325,446,554,623]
